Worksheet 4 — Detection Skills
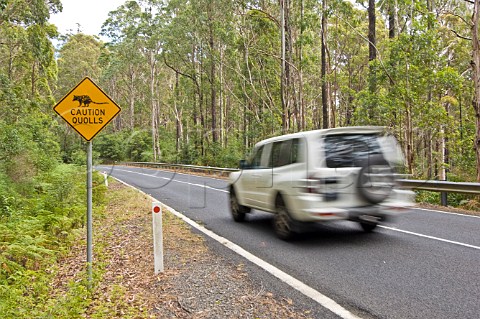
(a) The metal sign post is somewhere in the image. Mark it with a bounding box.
[87,141,93,284]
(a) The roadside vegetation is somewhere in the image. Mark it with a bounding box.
[2,175,314,318]
[0,162,107,317]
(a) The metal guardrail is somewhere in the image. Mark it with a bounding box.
[122,162,237,176]
[121,162,480,195]
[398,179,480,195]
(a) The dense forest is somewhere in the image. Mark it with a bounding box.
[2,0,480,182]
[66,0,479,183]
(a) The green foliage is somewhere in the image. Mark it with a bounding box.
[40,278,93,319]
[56,33,105,97]
[93,130,155,163]
[0,0,150,316]
[2,2,480,315]
[0,114,61,189]
[94,132,128,162]
[0,164,106,318]
[125,130,153,162]
[69,147,87,166]
[203,140,244,168]
[414,190,440,205]
[416,189,480,209]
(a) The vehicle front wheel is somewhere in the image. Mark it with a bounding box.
[274,198,295,240]
[230,190,250,222]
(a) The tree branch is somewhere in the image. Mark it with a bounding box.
[246,8,280,28]
[443,12,471,27]
[162,54,196,82]
[450,29,472,41]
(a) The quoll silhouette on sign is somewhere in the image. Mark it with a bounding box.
[73,95,109,107]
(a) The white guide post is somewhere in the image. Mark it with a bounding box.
[102,171,108,187]
[152,202,164,274]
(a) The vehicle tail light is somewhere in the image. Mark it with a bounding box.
[304,176,338,201]
[304,175,321,193]
[312,212,337,217]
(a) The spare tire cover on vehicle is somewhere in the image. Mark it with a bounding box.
[357,154,394,204]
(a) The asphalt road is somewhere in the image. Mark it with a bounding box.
[96,164,480,319]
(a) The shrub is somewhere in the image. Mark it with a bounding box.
[0,164,106,318]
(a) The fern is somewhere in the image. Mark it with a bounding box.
[0,164,106,316]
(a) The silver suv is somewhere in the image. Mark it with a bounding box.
[228,126,414,240]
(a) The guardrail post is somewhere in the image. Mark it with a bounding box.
[440,192,448,206]
[440,178,448,206]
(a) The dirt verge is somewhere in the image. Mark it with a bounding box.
[52,179,313,318]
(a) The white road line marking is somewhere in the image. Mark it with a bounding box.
[413,207,480,219]
[112,168,229,193]
[379,226,480,250]
[129,165,229,181]
[109,174,361,319]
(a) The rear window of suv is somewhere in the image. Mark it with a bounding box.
[324,134,382,168]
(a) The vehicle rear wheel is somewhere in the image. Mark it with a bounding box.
[230,189,250,222]
[274,197,295,240]
[359,221,378,232]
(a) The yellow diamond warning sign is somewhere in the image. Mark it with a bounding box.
[54,77,121,141]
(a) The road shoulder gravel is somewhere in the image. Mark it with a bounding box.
[52,179,315,318]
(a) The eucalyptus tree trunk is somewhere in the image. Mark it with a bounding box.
[241,37,253,152]
[368,0,376,63]
[405,101,414,174]
[280,0,287,134]
[321,0,329,129]
[128,67,136,130]
[219,46,225,147]
[298,0,305,131]
[174,71,183,153]
[208,4,219,143]
[388,4,395,39]
[149,50,159,161]
[387,0,397,90]
[192,43,201,155]
[279,0,294,133]
[368,0,377,120]
[285,0,295,132]
[472,0,480,181]
[198,45,206,156]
